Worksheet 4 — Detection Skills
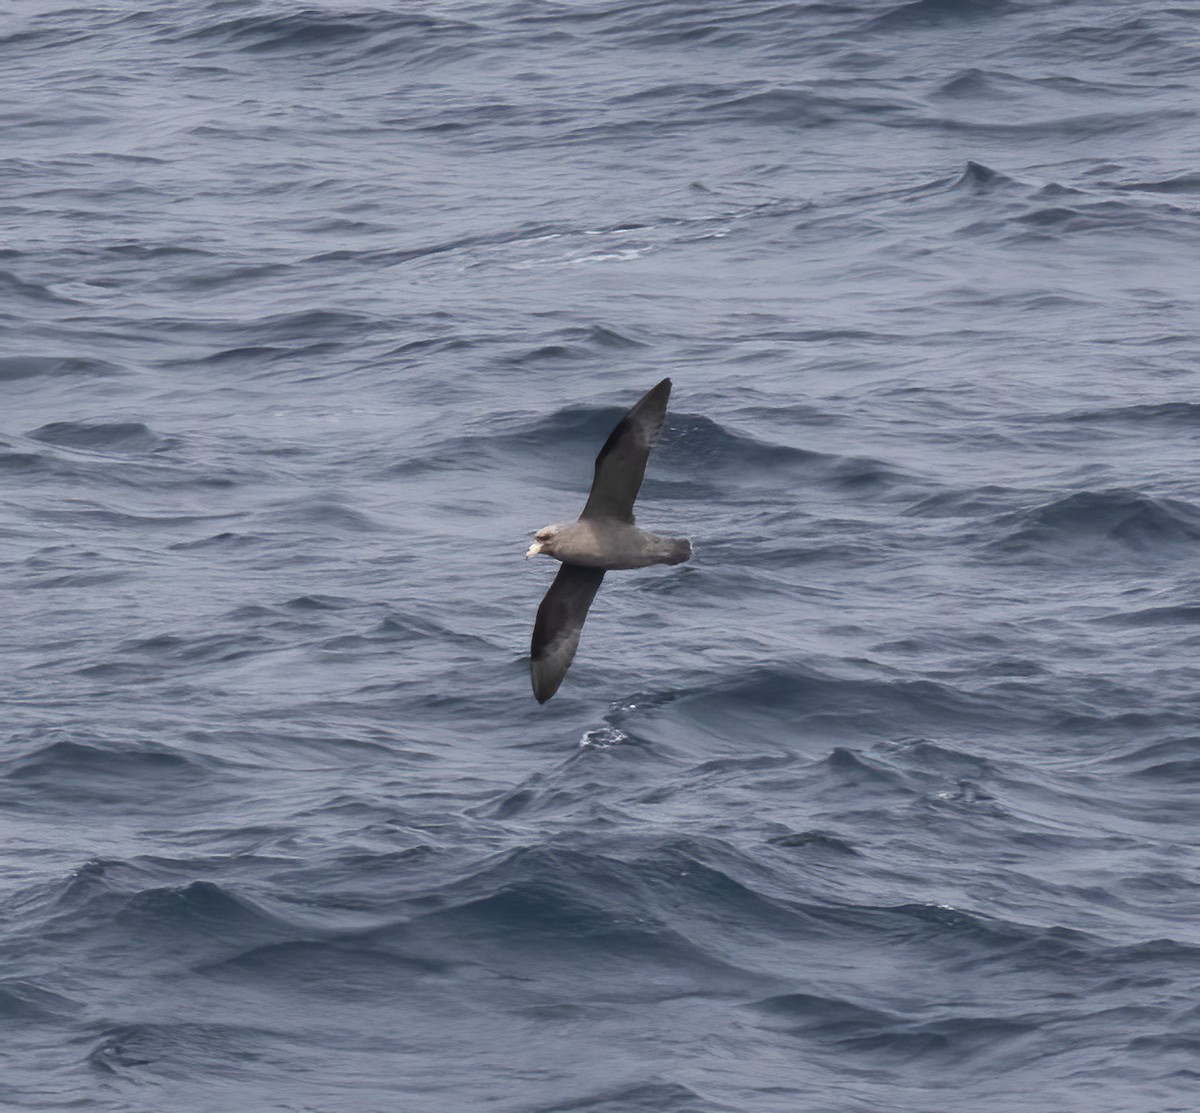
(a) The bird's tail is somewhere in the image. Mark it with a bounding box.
[664,537,692,565]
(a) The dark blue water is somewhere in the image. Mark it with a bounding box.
[3,2,1200,1110]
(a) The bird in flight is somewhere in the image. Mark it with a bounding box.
[526,378,691,703]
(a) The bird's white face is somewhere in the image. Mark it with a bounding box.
[525,524,562,559]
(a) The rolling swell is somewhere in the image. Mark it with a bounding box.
[28,420,166,454]
[3,0,1200,1111]
[992,490,1200,556]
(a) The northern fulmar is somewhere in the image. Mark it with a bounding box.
[526,378,691,703]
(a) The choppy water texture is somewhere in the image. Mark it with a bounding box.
[3,2,1200,1110]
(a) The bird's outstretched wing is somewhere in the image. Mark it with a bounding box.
[580,378,671,523]
[530,563,606,703]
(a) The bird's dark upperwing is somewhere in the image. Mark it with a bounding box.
[580,378,671,523]
[530,563,606,703]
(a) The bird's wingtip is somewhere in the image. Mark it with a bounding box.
[530,661,558,703]
[640,377,671,407]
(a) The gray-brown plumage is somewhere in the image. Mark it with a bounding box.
[527,378,691,703]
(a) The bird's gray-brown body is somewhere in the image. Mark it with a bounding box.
[526,378,690,703]
[534,519,691,570]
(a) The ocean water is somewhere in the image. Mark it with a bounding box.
[2,1,1200,1109]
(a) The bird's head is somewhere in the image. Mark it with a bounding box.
[525,524,564,559]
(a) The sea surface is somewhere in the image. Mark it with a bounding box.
[2,2,1200,1110]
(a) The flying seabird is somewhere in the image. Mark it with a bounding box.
[526,378,691,703]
